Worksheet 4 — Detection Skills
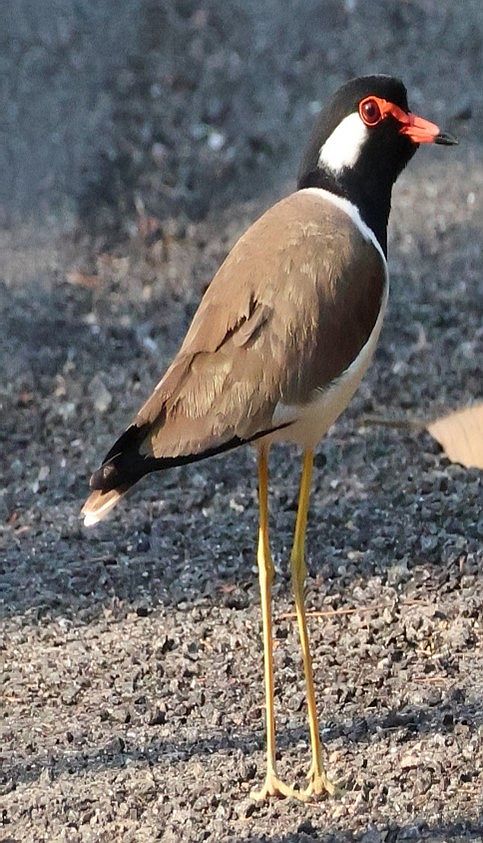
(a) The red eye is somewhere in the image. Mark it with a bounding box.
[360,97,382,126]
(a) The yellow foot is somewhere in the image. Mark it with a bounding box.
[302,767,338,800]
[250,773,306,802]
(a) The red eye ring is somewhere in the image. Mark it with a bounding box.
[359,97,383,127]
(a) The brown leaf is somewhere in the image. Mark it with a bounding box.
[427,403,483,469]
[65,269,100,289]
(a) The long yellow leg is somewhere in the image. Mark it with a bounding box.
[290,449,335,799]
[250,445,300,801]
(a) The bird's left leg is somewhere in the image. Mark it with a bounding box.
[250,444,301,801]
[290,448,335,799]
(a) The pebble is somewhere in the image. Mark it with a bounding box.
[88,374,112,413]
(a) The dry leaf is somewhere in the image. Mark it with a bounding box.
[65,269,100,289]
[363,405,483,469]
[427,404,483,469]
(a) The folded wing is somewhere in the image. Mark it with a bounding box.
[82,190,385,522]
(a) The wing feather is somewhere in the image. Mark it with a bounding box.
[92,190,385,488]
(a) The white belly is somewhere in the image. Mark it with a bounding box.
[261,187,389,451]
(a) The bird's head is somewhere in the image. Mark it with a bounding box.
[298,75,457,251]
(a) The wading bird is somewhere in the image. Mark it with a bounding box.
[82,76,456,800]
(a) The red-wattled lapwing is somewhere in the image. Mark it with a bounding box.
[82,75,457,801]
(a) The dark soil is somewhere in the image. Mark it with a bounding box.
[1,2,482,841]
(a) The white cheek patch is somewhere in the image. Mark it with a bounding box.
[318,112,369,175]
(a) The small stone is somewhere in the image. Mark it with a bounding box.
[88,374,112,413]
[361,831,387,843]
[32,464,50,493]
[400,753,420,769]
[207,130,225,151]
[386,561,409,586]
[104,736,125,754]
[239,760,257,781]
[147,706,167,726]
[221,586,248,610]
[239,799,256,818]
[61,686,81,706]
[38,465,50,481]
[298,819,317,835]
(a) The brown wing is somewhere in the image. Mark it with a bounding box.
[90,190,385,492]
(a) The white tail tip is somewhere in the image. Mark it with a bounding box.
[81,488,124,526]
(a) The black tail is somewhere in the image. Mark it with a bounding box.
[88,420,290,494]
[89,423,249,494]
[89,424,158,492]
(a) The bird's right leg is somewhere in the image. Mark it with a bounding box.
[290,449,335,799]
[250,444,302,801]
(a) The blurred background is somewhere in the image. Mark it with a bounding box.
[2,2,482,841]
[2,0,482,232]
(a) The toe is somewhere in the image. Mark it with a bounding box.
[302,771,338,800]
[250,775,305,802]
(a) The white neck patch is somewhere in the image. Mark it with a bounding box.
[301,187,387,268]
[318,112,369,175]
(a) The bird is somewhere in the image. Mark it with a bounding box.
[82,75,457,801]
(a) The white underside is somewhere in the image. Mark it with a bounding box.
[267,188,388,449]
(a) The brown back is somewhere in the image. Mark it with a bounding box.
[135,190,385,459]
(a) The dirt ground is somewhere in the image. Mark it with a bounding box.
[1,2,482,842]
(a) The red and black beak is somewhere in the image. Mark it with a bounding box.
[398,111,458,146]
[359,96,458,146]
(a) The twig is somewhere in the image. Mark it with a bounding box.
[412,675,448,683]
[280,599,431,621]
[279,606,372,620]
[361,415,427,431]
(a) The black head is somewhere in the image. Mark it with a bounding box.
[298,75,457,253]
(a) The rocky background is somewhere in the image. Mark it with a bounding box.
[1,1,482,841]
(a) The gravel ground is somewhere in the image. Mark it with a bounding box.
[1,2,482,842]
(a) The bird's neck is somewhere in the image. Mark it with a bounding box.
[297,168,392,256]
